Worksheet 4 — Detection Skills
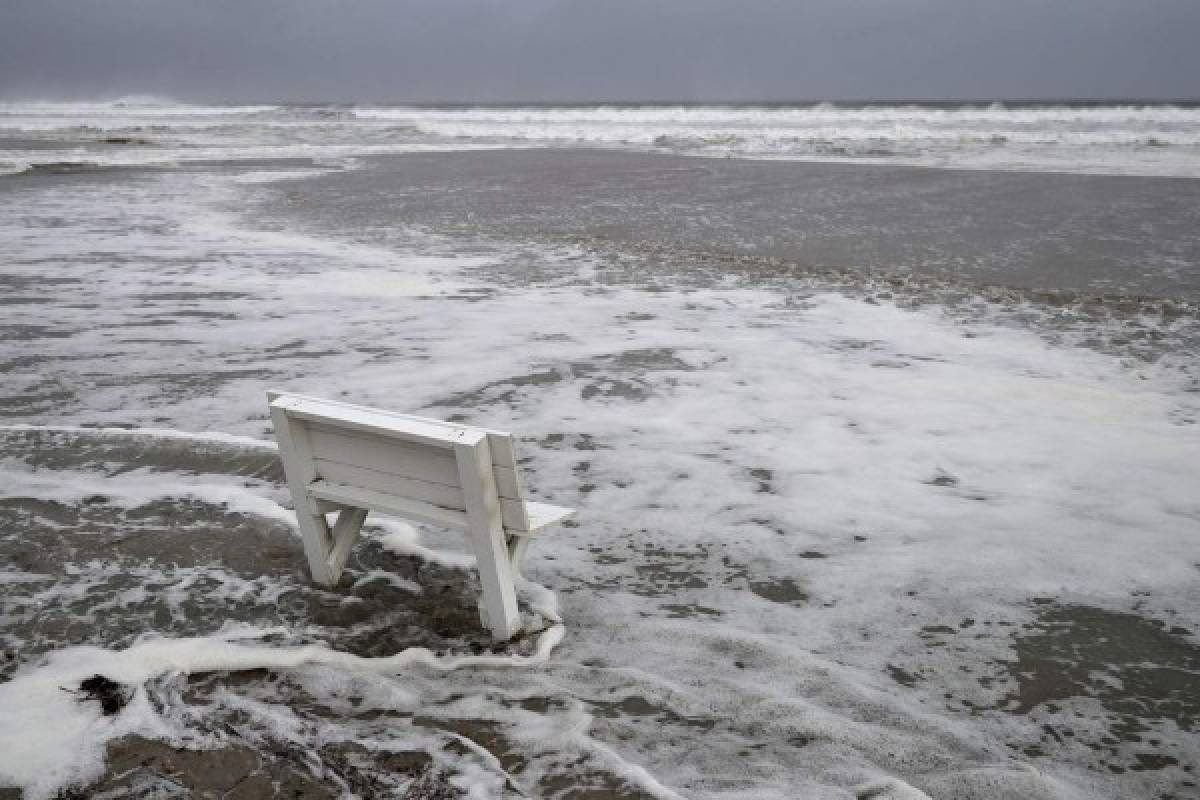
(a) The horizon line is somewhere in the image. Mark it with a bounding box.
[3,95,1200,108]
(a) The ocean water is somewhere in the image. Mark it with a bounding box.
[0,101,1198,799]
[3,98,1200,176]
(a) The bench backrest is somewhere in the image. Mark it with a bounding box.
[268,392,532,532]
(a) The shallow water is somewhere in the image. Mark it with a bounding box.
[0,123,1198,799]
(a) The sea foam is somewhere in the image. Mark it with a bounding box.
[2,101,1199,177]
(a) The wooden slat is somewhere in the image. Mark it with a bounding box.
[272,391,516,467]
[314,458,464,510]
[308,424,462,487]
[307,465,529,531]
[307,424,524,500]
[309,480,468,531]
[274,396,482,449]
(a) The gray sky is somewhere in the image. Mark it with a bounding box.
[1,0,1197,102]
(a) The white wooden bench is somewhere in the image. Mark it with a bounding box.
[267,391,574,640]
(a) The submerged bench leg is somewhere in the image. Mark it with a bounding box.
[271,401,339,587]
[507,535,531,577]
[456,438,522,640]
[298,510,338,586]
[327,507,368,583]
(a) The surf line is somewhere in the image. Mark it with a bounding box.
[0,423,279,450]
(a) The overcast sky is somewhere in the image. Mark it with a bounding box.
[1,0,1197,103]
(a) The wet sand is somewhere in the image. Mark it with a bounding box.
[262,149,1200,301]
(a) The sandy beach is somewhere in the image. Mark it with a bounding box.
[1,103,1199,799]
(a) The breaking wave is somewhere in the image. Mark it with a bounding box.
[1,100,1198,176]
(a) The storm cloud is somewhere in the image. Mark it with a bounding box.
[1,0,1197,102]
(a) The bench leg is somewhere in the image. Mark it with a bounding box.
[327,507,368,583]
[465,517,521,640]
[296,509,337,587]
[456,438,522,640]
[507,535,531,577]
[271,400,340,588]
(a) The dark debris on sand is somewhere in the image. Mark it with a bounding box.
[68,675,130,716]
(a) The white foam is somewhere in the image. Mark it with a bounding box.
[2,101,1199,176]
[371,518,478,570]
[0,460,294,528]
[350,104,1200,175]
[0,623,565,799]
[0,424,277,450]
